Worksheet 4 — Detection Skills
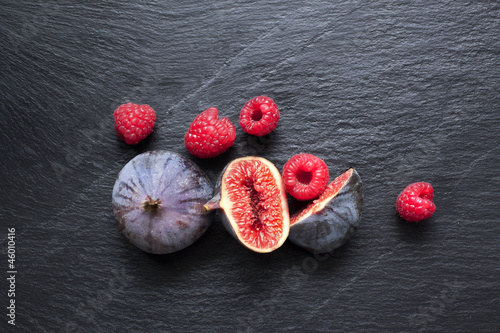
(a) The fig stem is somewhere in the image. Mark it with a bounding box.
[204,193,221,211]
[144,196,161,212]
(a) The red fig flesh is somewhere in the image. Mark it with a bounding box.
[205,157,289,253]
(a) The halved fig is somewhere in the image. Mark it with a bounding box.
[205,157,290,253]
[288,168,363,253]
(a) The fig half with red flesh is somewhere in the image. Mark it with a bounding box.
[205,157,290,253]
[288,168,363,253]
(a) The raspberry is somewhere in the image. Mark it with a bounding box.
[240,96,280,136]
[184,107,236,158]
[113,103,156,145]
[282,153,329,201]
[396,182,436,222]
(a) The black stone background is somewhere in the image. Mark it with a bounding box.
[1,1,499,332]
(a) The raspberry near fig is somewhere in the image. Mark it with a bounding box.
[184,107,236,158]
[396,182,436,222]
[240,96,280,136]
[282,153,329,201]
[113,102,156,145]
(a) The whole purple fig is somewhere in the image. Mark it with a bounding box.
[112,151,213,254]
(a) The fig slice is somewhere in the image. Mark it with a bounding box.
[205,157,290,253]
[288,168,363,253]
[112,150,213,254]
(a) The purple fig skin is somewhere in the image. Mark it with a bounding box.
[204,164,237,239]
[112,151,213,254]
[288,169,363,254]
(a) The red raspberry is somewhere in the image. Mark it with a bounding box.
[282,153,329,201]
[184,107,236,158]
[114,103,156,145]
[396,182,436,222]
[240,96,280,136]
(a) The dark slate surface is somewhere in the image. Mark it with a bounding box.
[1,1,499,332]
